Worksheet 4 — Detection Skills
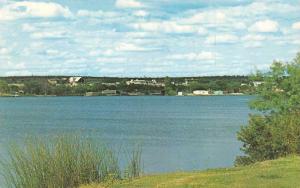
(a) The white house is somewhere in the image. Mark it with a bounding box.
[126,79,165,87]
[213,90,224,95]
[177,91,183,96]
[102,90,117,95]
[126,79,147,85]
[69,77,84,86]
[253,81,263,87]
[193,90,209,95]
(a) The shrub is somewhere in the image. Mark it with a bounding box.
[237,113,300,165]
[236,52,300,165]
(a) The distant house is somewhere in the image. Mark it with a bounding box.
[8,83,25,88]
[253,81,263,87]
[182,80,189,86]
[126,79,147,85]
[213,90,224,95]
[85,92,101,96]
[274,88,284,92]
[177,91,183,96]
[193,90,209,95]
[230,92,244,95]
[128,92,145,96]
[48,79,58,85]
[102,89,117,96]
[69,77,84,86]
[148,80,165,87]
[48,78,69,85]
[102,82,120,86]
[125,79,164,87]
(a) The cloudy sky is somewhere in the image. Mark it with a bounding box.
[0,0,300,76]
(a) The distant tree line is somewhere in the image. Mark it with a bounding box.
[0,76,251,96]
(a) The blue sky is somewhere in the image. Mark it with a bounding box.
[0,0,300,76]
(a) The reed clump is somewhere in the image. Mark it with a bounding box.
[1,135,142,188]
[124,146,143,179]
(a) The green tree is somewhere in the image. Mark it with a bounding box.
[0,80,9,94]
[236,53,300,165]
[227,81,241,93]
[164,77,176,95]
[216,80,227,91]
[91,83,105,92]
[72,84,88,95]
[24,81,47,95]
[51,84,72,96]
[189,81,209,91]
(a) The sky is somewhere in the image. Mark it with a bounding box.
[0,0,300,77]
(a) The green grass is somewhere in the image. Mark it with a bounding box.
[81,155,300,188]
[0,135,142,188]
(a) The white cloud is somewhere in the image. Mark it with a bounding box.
[0,61,28,76]
[0,36,4,45]
[96,57,126,63]
[115,43,146,52]
[179,9,247,32]
[247,2,297,14]
[242,34,266,41]
[124,32,152,38]
[115,0,144,9]
[132,21,204,34]
[292,22,300,30]
[0,1,72,21]
[248,20,279,33]
[292,39,300,45]
[0,47,10,55]
[31,31,69,39]
[133,10,148,17]
[234,22,247,30]
[167,51,218,61]
[178,1,295,33]
[22,23,36,32]
[197,27,208,35]
[205,34,238,44]
[45,49,62,56]
[77,10,118,18]
[244,41,263,48]
[182,11,226,25]
[89,49,114,57]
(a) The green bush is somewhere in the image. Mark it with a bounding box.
[0,135,142,188]
[236,52,300,165]
[237,113,300,165]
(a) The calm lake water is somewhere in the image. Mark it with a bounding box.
[0,96,252,173]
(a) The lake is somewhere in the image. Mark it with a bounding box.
[0,96,252,173]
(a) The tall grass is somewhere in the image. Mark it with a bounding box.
[0,135,142,188]
[124,146,143,179]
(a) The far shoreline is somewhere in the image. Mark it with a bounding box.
[0,94,252,98]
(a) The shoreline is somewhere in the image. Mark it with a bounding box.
[0,94,251,97]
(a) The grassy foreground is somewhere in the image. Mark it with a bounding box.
[1,135,142,188]
[81,155,300,188]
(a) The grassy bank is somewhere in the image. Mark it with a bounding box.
[81,155,300,188]
[1,135,142,188]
